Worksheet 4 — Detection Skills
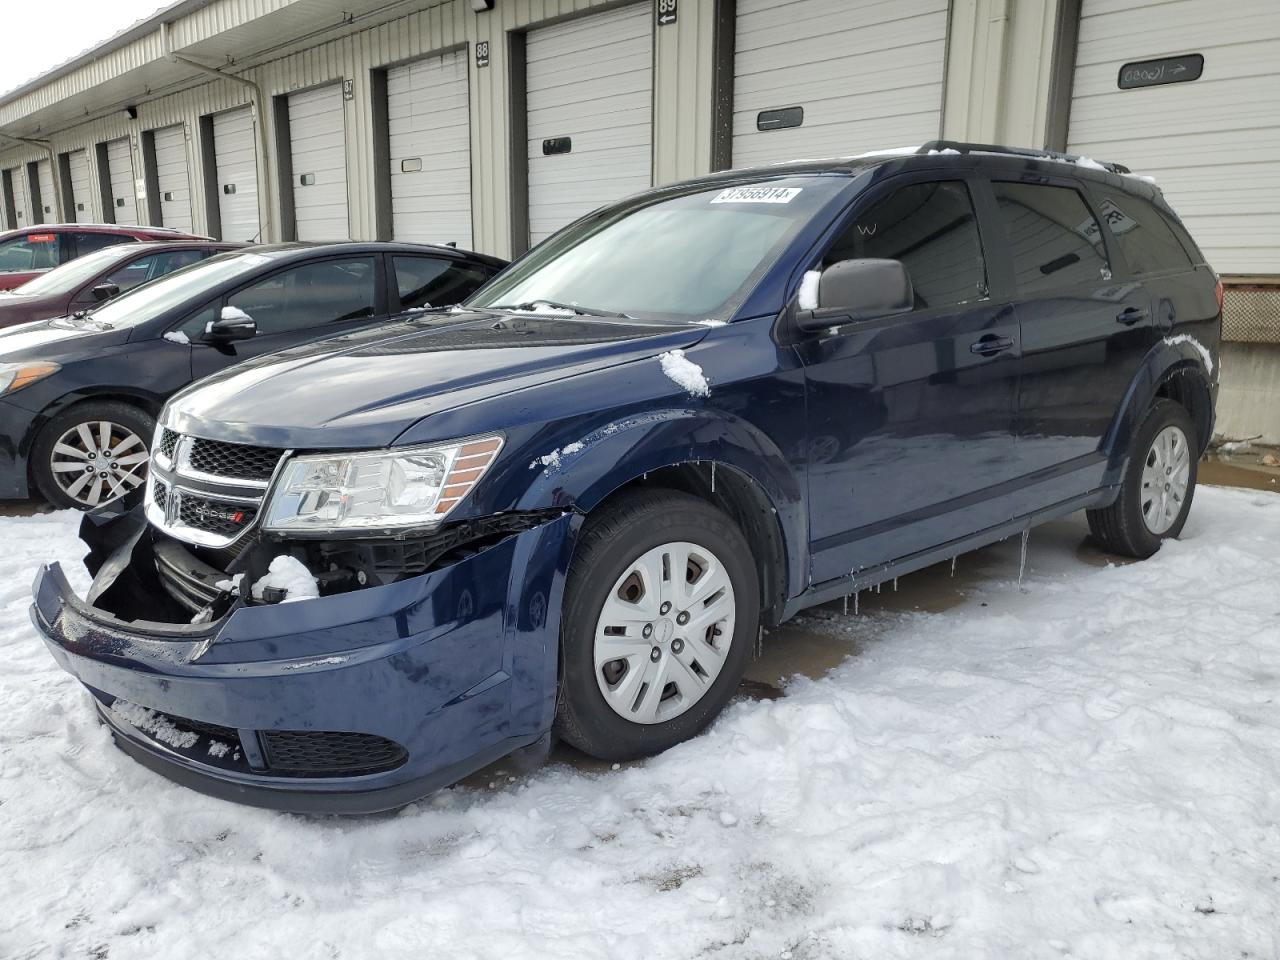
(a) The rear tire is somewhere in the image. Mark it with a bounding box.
[31,401,154,511]
[555,489,759,761]
[1086,398,1197,559]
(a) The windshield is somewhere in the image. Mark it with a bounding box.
[468,177,845,322]
[85,251,273,329]
[14,245,137,297]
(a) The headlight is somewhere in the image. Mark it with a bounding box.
[0,362,60,396]
[261,435,503,534]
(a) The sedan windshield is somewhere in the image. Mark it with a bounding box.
[469,177,845,323]
[85,251,273,329]
[12,246,130,297]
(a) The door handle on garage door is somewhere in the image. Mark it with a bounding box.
[969,334,1014,356]
[1116,307,1148,325]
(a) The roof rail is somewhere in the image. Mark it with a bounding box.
[916,140,1131,175]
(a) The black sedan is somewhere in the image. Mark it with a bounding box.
[0,240,242,330]
[0,242,505,509]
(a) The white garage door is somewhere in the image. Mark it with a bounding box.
[732,0,948,168]
[105,137,138,226]
[152,125,193,234]
[526,4,653,246]
[1067,0,1280,275]
[7,167,30,227]
[212,108,261,242]
[387,49,472,248]
[67,150,93,222]
[36,159,56,223]
[288,85,350,241]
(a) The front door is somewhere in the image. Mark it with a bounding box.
[798,178,1022,583]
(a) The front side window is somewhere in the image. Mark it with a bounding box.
[993,182,1110,294]
[393,256,494,310]
[1094,193,1193,275]
[13,245,130,296]
[825,180,987,309]
[469,177,847,322]
[105,254,163,293]
[0,233,60,272]
[226,257,377,336]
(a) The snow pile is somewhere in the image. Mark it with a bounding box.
[1164,333,1215,375]
[798,269,822,311]
[215,572,244,594]
[250,555,320,603]
[162,330,190,345]
[659,349,710,397]
[220,306,254,323]
[1,490,1280,957]
[109,699,198,750]
[1072,155,1110,172]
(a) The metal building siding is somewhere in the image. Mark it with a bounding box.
[287,84,351,240]
[67,150,94,222]
[152,124,195,233]
[36,159,56,223]
[105,137,139,225]
[1067,0,1280,275]
[525,3,655,245]
[731,0,948,168]
[213,107,263,241]
[387,48,473,247]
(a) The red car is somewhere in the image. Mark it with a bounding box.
[0,224,208,291]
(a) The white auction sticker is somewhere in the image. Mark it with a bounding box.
[711,186,802,204]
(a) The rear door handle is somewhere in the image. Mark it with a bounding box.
[969,334,1015,357]
[1116,307,1148,325]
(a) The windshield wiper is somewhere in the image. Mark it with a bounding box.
[491,299,636,320]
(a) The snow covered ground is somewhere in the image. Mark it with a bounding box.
[2,486,1279,959]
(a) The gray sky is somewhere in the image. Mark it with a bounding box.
[1,0,169,98]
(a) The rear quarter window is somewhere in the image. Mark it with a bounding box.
[1094,192,1194,275]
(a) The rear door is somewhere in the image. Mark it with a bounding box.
[187,255,384,380]
[992,178,1154,486]
[798,176,1021,581]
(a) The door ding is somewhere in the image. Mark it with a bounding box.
[796,177,1022,581]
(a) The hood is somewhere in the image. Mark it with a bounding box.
[165,310,710,448]
[0,317,129,361]
[0,291,63,330]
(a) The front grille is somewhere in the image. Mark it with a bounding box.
[187,438,285,482]
[158,428,178,460]
[176,492,258,539]
[261,731,408,777]
[152,478,168,511]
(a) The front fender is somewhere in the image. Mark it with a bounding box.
[1103,334,1216,482]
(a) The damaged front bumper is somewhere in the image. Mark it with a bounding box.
[30,509,576,813]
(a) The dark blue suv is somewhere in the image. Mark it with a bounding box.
[31,143,1220,812]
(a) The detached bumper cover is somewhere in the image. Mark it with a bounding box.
[30,512,575,813]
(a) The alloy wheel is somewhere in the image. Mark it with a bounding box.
[1140,424,1190,535]
[593,540,736,725]
[49,420,150,507]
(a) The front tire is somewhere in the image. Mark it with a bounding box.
[555,489,760,761]
[31,401,154,511]
[1087,398,1197,559]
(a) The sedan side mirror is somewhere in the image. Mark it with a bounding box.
[90,282,121,303]
[794,258,914,332]
[205,307,257,342]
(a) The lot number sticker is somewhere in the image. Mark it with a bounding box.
[711,186,802,204]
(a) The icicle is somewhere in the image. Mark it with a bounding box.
[1018,528,1030,585]
[756,625,764,659]
[875,582,881,595]
[843,594,849,615]
[950,556,957,577]
[892,577,899,592]
[853,590,860,615]
[710,461,716,493]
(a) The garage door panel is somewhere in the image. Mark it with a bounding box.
[288,85,349,241]
[105,138,138,226]
[66,151,92,222]
[1068,0,1280,274]
[152,125,193,234]
[36,160,55,223]
[525,3,652,246]
[7,168,30,226]
[213,107,261,242]
[732,0,946,168]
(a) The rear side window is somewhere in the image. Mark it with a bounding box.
[0,233,60,271]
[393,256,495,310]
[1094,193,1194,274]
[73,232,136,257]
[992,182,1109,294]
[826,180,987,309]
[226,257,377,335]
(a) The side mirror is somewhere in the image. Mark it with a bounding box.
[90,282,120,302]
[204,307,257,342]
[794,258,914,332]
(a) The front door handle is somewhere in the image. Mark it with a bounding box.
[969,334,1014,357]
[1116,307,1148,325]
